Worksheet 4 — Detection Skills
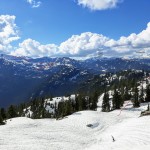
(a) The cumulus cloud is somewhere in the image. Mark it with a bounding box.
[104,22,150,57]
[59,32,109,57]
[26,0,41,8]
[11,39,58,57]
[59,23,150,58]
[11,22,150,58]
[0,15,20,53]
[76,0,122,10]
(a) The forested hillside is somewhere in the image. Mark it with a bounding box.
[1,70,150,124]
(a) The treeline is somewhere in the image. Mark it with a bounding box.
[0,105,18,125]
[28,91,99,119]
[0,91,99,123]
[101,70,150,112]
[79,70,148,95]
[56,92,98,119]
[102,83,150,112]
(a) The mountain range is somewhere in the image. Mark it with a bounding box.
[0,54,150,107]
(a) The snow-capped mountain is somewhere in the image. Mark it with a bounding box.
[0,54,150,107]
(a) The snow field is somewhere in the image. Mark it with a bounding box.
[0,98,150,150]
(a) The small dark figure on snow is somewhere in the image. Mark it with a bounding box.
[111,135,115,142]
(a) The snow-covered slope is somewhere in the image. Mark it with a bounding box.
[0,101,150,150]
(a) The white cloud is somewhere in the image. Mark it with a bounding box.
[26,0,41,8]
[0,15,20,53]
[59,32,109,56]
[59,22,150,58]
[76,0,122,10]
[11,39,58,57]
[11,22,150,58]
[104,22,150,56]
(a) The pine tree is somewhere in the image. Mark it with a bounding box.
[41,108,46,118]
[0,113,4,125]
[139,85,144,103]
[57,101,65,118]
[7,105,18,119]
[17,103,25,116]
[86,96,90,110]
[102,91,110,112]
[124,86,131,100]
[82,96,87,110]
[91,91,98,110]
[88,96,92,110]
[78,94,83,111]
[30,99,37,113]
[120,86,125,101]
[145,84,150,102]
[113,88,122,110]
[75,95,79,111]
[64,98,73,116]
[0,108,6,120]
[54,101,57,118]
[133,86,140,108]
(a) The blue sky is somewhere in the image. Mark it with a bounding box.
[0,0,150,58]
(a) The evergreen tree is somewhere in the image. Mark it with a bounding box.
[30,99,37,113]
[71,100,76,112]
[102,91,110,112]
[124,86,131,100]
[0,108,6,120]
[91,91,98,110]
[133,86,140,108]
[82,96,87,110]
[41,107,46,118]
[145,84,150,102]
[75,95,79,111]
[76,94,88,111]
[86,96,91,110]
[113,88,122,109]
[139,85,144,103]
[64,98,73,116]
[120,86,125,101]
[0,113,4,125]
[57,102,64,118]
[17,103,25,116]
[88,96,92,110]
[54,101,57,118]
[78,94,83,111]
[29,98,43,119]
[7,105,18,119]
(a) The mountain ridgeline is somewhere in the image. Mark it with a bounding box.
[0,54,150,107]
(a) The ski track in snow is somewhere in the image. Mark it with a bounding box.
[0,102,150,150]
